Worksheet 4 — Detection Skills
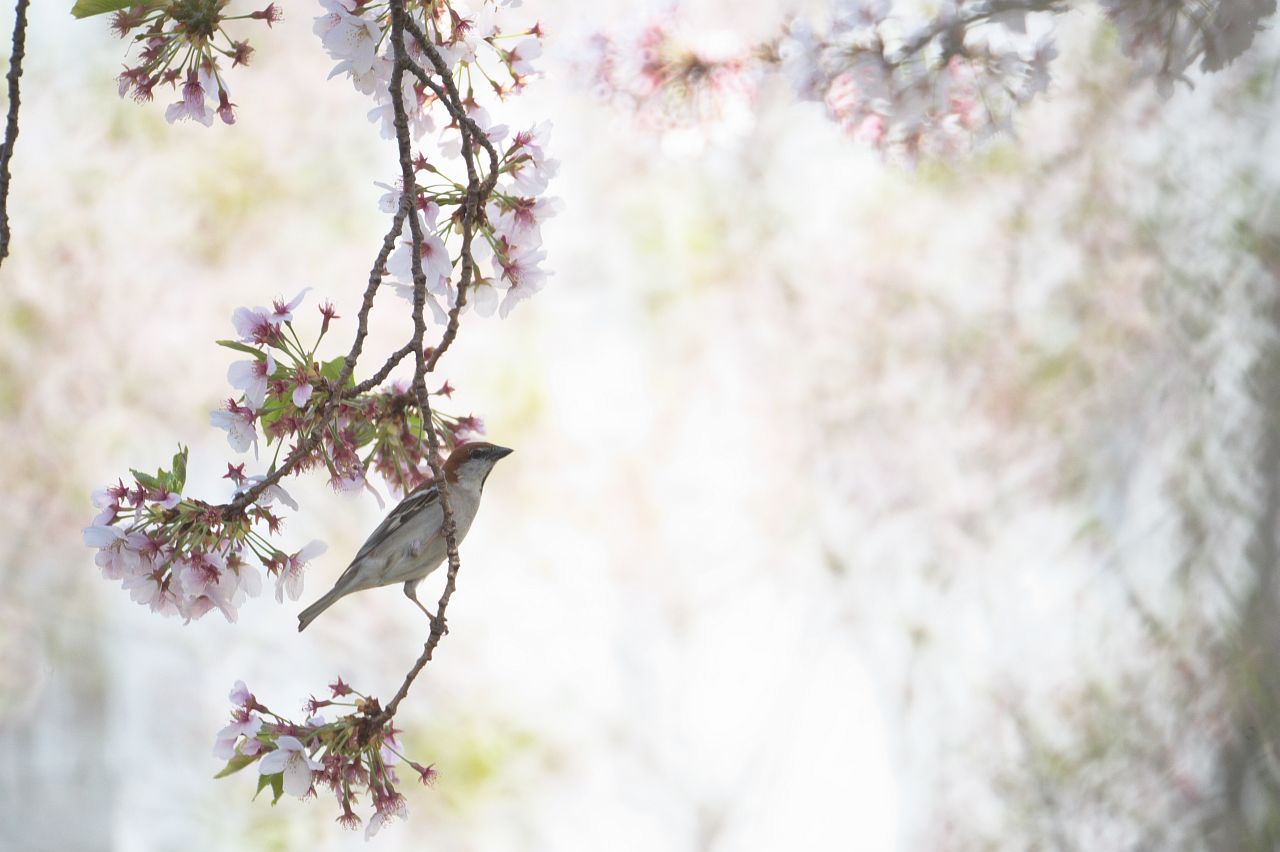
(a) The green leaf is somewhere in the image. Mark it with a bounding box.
[214,752,260,779]
[71,0,134,18]
[319,356,354,388]
[170,445,189,493]
[217,340,267,359]
[254,772,285,805]
[258,398,285,444]
[129,469,163,491]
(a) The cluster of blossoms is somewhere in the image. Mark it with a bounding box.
[83,290,481,621]
[218,288,480,496]
[586,0,1059,160]
[586,0,1277,160]
[316,0,559,319]
[101,0,283,126]
[779,0,1059,160]
[214,680,436,837]
[1098,0,1277,94]
[587,19,762,134]
[81,445,284,621]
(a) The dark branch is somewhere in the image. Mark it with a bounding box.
[375,0,501,724]
[0,0,30,266]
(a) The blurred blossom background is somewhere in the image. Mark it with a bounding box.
[3,0,1280,850]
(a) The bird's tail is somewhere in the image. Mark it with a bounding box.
[297,586,347,632]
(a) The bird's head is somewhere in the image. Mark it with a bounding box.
[443,441,514,487]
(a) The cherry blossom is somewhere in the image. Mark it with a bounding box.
[240,475,299,511]
[229,680,254,707]
[366,793,408,839]
[313,0,556,320]
[210,400,258,454]
[269,289,311,325]
[258,736,323,798]
[82,524,124,550]
[272,540,328,603]
[292,380,314,408]
[231,305,275,345]
[163,70,216,127]
[387,228,453,297]
[227,353,276,411]
[213,709,263,759]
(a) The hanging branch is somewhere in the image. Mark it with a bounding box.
[369,0,502,724]
[235,0,496,714]
[0,0,29,266]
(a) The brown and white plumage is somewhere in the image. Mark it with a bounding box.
[296,442,513,631]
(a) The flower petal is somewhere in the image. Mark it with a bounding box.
[258,751,286,774]
[281,752,315,797]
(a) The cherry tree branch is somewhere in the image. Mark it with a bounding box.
[225,9,503,522]
[373,0,502,724]
[891,0,1066,63]
[0,0,29,266]
[209,3,499,725]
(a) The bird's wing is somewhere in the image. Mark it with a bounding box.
[351,481,440,564]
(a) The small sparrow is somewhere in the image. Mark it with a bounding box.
[296,442,513,632]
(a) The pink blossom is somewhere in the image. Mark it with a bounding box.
[239,474,298,511]
[365,792,408,839]
[227,353,276,410]
[258,735,323,798]
[269,288,311,325]
[164,70,215,126]
[387,228,453,294]
[90,483,127,525]
[123,568,182,616]
[151,488,182,510]
[453,414,485,440]
[490,195,561,247]
[174,551,249,623]
[318,5,382,76]
[274,540,328,603]
[471,281,500,317]
[230,680,254,707]
[82,524,124,549]
[498,244,548,318]
[508,37,542,76]
[213,708,263,759]
[231,305,275,345]
[210,400,259,455]
[312,0,355,39]
[217,90,236,125]
[90,530,151,581]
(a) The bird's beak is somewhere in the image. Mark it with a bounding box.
[492,445,514,460]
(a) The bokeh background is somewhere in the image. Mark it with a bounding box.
[3,1,1280,850]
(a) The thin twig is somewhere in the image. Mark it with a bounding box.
[0,0,30,266]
